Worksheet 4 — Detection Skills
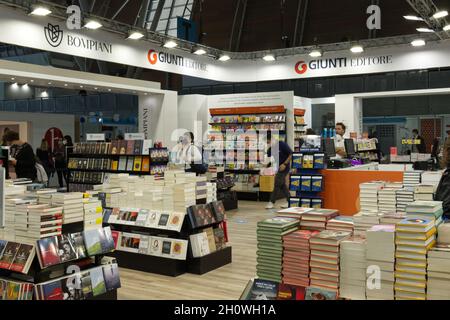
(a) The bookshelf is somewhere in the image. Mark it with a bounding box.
[206,106,287,201]
[103,201,232,277]
[68,141,169,192]
[355,139,380,162]
[294,108,307,153]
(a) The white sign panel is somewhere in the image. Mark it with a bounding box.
[1,6,450,82]
[86,133,105,141]
[124,133,145,140]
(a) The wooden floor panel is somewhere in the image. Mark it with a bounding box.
[117,201,276,300]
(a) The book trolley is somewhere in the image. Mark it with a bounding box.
[0,226,120,300]
[103,201,232,277]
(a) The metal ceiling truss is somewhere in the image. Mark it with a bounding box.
[0,0,446,62]
[406,0,449,39]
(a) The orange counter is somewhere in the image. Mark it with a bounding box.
[321,169,404,216]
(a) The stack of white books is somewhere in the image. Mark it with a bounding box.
[52,192,84,224]
[173,183,196,212]
[195,176,208,201]
[403,171,423,188]
[4,197,37,241]
[340,238,367,300]
[83,199,103,230]
[162,185,175,211]
[379,212,406,225]
[414,185,435,201]
[164,170,186,185]
[396,187,415,212]
[206,182,217,203]
[27,204,63,240]
[359,182,384,213]
[378,188,398,212]
[142,187,164,210]
[427,248,450,300]
[421,171,443,190]
[366,225,396,300]
[326,217,354,234]
[353,212,383,237]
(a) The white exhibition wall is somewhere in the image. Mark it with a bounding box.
[0,111,75,149]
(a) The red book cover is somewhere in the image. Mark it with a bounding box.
[126,140,135,155]
[0,242,21,269]
[42,281,64,300]
[277,284,306,300]
[111,231,120,249]
[37,237,61,268]
[10,244,34,273]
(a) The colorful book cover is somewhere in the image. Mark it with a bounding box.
[126,157,134,171]
[300,176,312,192]
[211,201,226,222]
[42,281,64,300]
[80,271,93,299]
[101,227,116,253]
[37,237,61,268]
[214,227,226,250]
[161,240,172,255]
[292,154,303,169]
[311,176,323,192]
[249,279,279,300]
[126,140,135,155]
[111,160,119,171]
[69,232,87,259]
[305,286,337,300]
[0,242,21,270]
[142,157,150,172]
[277,284,306,300]
[149,237,163,256]
[290,176,301,191]
[133,156,142,171]
[300,198,312,208]
[6,282,21,300]
[110,141,119,154]
[10,244,34,273]
[90,267,107,297]
[314,154,325,169]
[83,229,103,256]
[133,140,143,155]
[56,234,78,263]
[103,263,121,291]
[158,213,170,227]
[119,140,127,155]
[118,156,127,171]
[61,274,83,300]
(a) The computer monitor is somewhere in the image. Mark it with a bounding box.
[322,138,336,158]
[344,139,356,157]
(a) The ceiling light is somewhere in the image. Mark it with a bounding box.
[411,39,426,47]
[433,10,448,19]
[127,31,144,40]
[30,79,34,83]
[41,91,48,98]
[11,83,18,88]
[64,84,68,87]
[309,49,322,58]
[219,55,231,62]
[444,24,450,31]
[11,77,15,81]
[350,45,364,53]
[23,84,29,88]
[403,15,424,21]
[94,87,98,90]
[194,48,207,55]
[80,85,83,88]
[30,6,52,16]
[108,89,112,92]
[163,40,177,48]
[48,82,52,85]
[263,54,276,61]
[84,20,103,30]
[417,27,434,33]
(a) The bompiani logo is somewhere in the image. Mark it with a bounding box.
[44,23,64,47]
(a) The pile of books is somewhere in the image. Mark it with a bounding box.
[282,230,318,287]
[396,188,415,212]
[379,212,406,225]
[339,238,367,300]
[326,216,354,234]
[27,204,63,241]
[206,182,217,203]
[0,278,34,300]
[395,218,436,300]
[83,199,103,230]
[403,171,422,188]
[256,217,299,283]
[421,171,443,189]
[309,230,351,293]
[414,185,435,201]
[173,183,196,212]
[366,225,395,300]
[378,188,397,212]
[359,182,384,213]
[4,197,37,241]
[427,246,450,300]
[0,240,36,274]
[406,201,443,226]
[51,193,84,224]
[353,212,382,237]
[277,207,313,220]
[300,209,338,231]
[189,226,226,258]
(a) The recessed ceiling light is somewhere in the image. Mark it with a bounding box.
[30,6,52,16]
[433,10,448,19]
[403,15,424,21]
[84,20,102,30]
[219,55,231,62]
[127,31,144,40]
[309,49,323,58]
[23,83,29,88]
[144,93,148,95]
[350,45,364,53]
[48,82,52,85]
[417,27,434,33]
[163,40,177,48]
[444,24,450,31]
[64,84,68,87]
[11,77,15,81]
[263,54,276,61]
[94,87,98,90]
[411,39,426,47]
[30,79,34,83]
[80,85,83,88]
[108,89,112,92]
[194,49,207,55]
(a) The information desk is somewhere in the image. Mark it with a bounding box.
[321,166,404,216]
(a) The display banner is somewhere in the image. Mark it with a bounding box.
[86,133,105,141]
[1,5,450,82]
[124,133,145,140]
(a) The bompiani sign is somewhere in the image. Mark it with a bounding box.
[44,23,112,53]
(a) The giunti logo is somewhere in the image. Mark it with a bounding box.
[148,49,158,65]
[294,60,308,75]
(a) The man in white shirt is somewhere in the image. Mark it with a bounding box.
[334,122,348,159]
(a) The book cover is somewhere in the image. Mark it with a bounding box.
[101,227,116,253]
[37,237,61,268]
[42,281,64,300]
[134,140,143,155]
[61,274,83,300]
[103,263,121,291]
[126,140,135,155]
[161,240,172,255]
[5,282,20,300]
[277,284,306,300]
[158,213,170,227]
[168,212,185,231]
[147,211,160,228]
[149,237,163,256]
[80,271,93,299]
[211,201,226,222]
[10,244,35,273]
[249,279,279,300]
[171,240,188,260]
[204,227,217,252]
[133,156,143,171]
[126,157,134,171]
[56,234,77,263]
[214,227,226,250]
[119,140,127,155]
[305,286,337,300]
[111,160,119,171]
[0,240,8,258]
[110,141,119,154]
[83,229,103,256]
[142,157,150,172]
[69,232,87,259]
[90,267,107,297]
[118,156,127,171]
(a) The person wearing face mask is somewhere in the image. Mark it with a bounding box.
[3,130,37,180]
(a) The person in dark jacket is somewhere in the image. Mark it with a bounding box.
[36,139,53,178]
[436,138,450,219]
[3,130,36,180]
[412,129,427,154]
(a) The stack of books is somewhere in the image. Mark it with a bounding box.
[326,216,354,234]
[396,188,415,212]
[83,199,103,230]
[309,230,351,293]
[256,217,299,283]
[27,204,63,241]
[359,182,384,213]
[366,225,396,300]
[300,209,338,231]
[194,176,208,201]
[173,183,196,212]
[403,171,422,188]
[378,188,397,212]
[427,247,450,300]
[142,187,163,210]
[162,185,175,211]
[405,201,443,226]
[340,238,367,300]
[414,185,435,201]
[421,171,443,189]
[353,212,383,237]
[395,218,436,300]
[206,182,217,203]
[379,212,406,225]
[277,207,313,220]
[51,193,84,224]
[282,230,319,287]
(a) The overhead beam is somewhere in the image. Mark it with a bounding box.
[406,0,449,39]
[165,0,176,35]
[150,0,166,32]
[111,0,130,20]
